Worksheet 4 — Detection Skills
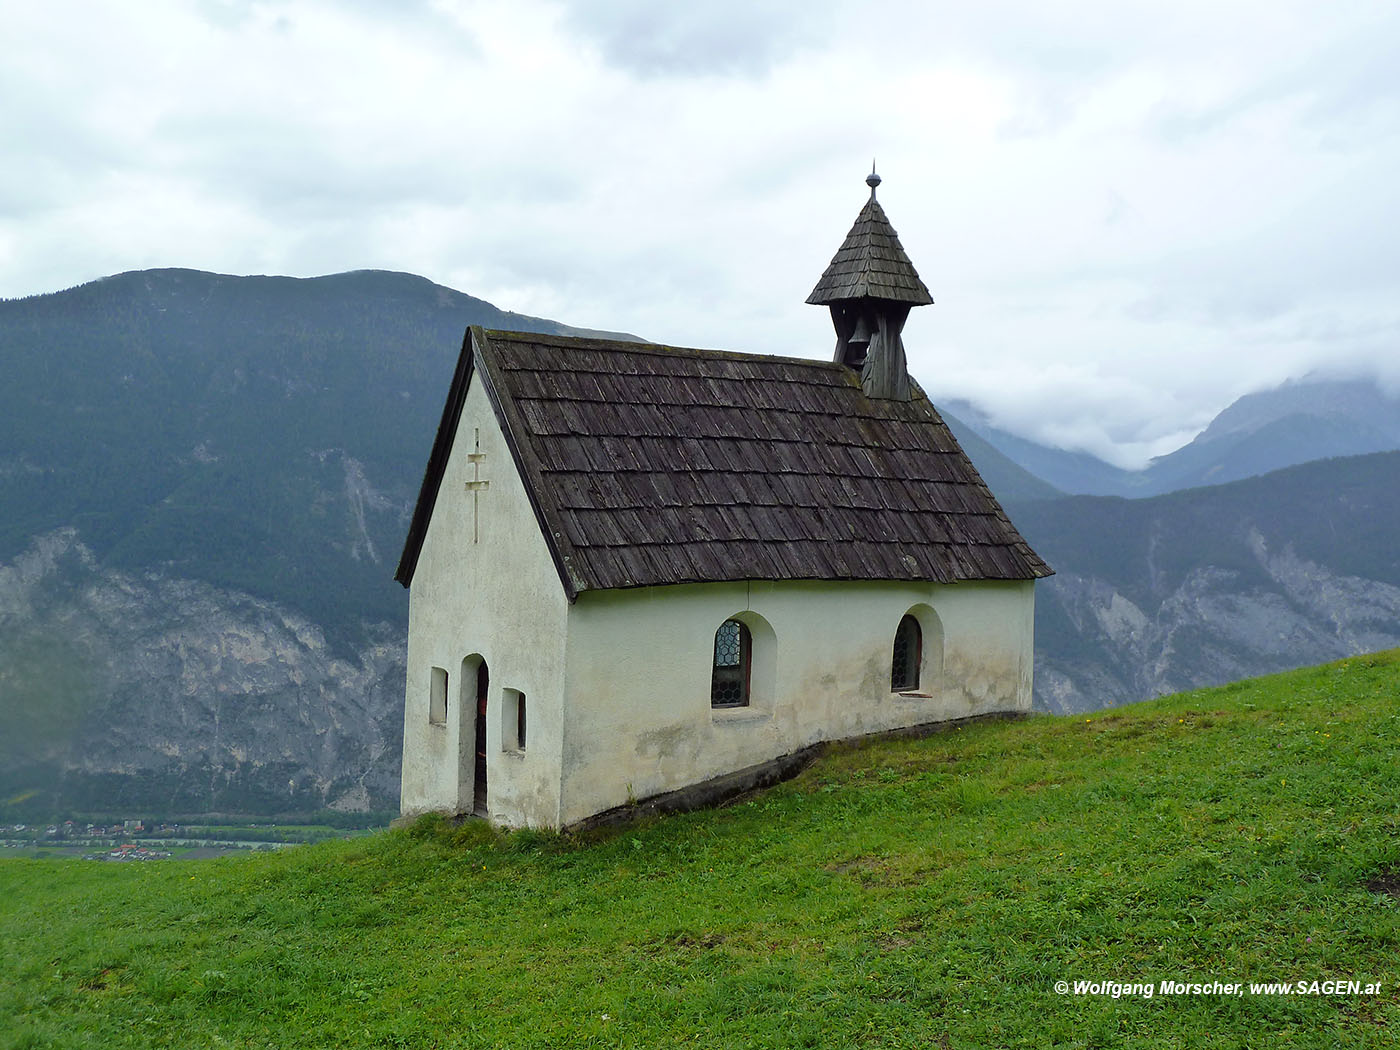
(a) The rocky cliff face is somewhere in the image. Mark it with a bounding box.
[0,530,405,814]
[1020,453,1400,713]
[1036,534,1400,713]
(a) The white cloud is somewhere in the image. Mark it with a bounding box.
[556,0,839,78]
[2,0,1398,466]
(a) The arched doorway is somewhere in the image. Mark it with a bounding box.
[473,661,489,815]
[459,656,489,816]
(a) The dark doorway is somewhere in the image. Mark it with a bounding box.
[474,662,489,815]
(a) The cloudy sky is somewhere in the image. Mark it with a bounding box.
[4,1,1398,465]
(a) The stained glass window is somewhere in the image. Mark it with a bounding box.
[714,620,742,666]
[711,619,750,707]
[891,615,922,692]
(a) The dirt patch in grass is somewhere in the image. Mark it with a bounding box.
[826,855,897,886]
[1364,867,1400,898]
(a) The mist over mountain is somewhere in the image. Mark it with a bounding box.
[934,408,1063,503]
[948,377,1400,499]
[942,401,1134,498]
[1144,378,1400,494]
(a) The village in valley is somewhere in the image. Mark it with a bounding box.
[1,818,379,861]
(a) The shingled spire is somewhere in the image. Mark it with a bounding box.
[807,167,932,400]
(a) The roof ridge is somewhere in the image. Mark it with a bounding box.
[483,328,854,371]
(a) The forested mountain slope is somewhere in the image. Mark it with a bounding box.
[0,268,628,815]
[1012,452,1400,712]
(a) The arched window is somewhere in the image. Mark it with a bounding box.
[891,615,922,692]
[711,619,751,708]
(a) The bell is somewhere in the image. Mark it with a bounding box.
[850,313,872,346]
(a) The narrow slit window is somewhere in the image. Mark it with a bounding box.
[429,667,448,725]
[502,689,526,752]
[891,615,922,692]
[710,619,751,708]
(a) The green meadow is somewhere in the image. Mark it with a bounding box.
[3,652,1399,1048]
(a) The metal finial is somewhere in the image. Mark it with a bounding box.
[866,160,881,197]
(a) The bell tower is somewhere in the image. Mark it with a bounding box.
[807,167,933,400]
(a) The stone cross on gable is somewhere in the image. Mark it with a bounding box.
[465,427,488,543]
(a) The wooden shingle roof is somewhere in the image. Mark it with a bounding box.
[806,193,934,307]
[395,328,1051,597]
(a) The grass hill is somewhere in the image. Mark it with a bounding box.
[4,652,1398,1048]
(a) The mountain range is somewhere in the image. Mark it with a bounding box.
[0,268,626,817]
[1008,452,1400,713]
[944,378,1400,498]
[2,268,1397,815]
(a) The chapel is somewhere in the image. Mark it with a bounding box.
[394,172,1052,828]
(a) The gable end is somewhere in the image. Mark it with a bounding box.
[395,328,476,587]
[394,327,585,600]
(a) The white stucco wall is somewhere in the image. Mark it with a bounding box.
[556,577,1035,826]
[400,366,1039,829]
[400,375,569,827]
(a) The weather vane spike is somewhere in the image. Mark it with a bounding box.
[866,159,881,197]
